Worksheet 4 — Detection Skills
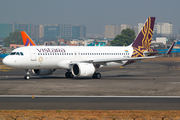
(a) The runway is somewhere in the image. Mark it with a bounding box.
[0,96,180,110]
[0,61,180,96]
[0,61,180,110]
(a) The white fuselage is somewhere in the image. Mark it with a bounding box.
[3,46,134,69]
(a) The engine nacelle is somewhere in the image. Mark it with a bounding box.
[71,63,95,77]
[31,69,55,76]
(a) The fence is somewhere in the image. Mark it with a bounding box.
[0,116,175,120]
[156,48,180,54]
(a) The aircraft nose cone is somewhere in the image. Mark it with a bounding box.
[2,57,11,67]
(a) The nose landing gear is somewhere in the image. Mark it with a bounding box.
[24,69,31,80]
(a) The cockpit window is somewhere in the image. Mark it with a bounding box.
[10,52,16,55]
[20,52,23,55]
[10,52,24,56]
[16,52,20,55]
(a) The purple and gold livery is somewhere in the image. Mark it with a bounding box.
[123,17,156,66]
[132,17,156,57]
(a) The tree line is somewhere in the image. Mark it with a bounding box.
[4,30,23,47]
[110,28,136,46]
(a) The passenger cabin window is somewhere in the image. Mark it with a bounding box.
[20,52,23,55]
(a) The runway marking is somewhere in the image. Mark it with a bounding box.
[0,70,9,72]
[0,95,180,98]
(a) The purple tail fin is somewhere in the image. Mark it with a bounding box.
[131,17,156,58]
[132,17,155,49]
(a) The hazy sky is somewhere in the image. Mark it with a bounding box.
[0,0,180,34]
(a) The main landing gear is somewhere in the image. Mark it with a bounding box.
[92,72,101,79]
[65,71,74,78]
[65,71,101,79]
[24,69,31,80]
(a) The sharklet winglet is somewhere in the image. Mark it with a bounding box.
[21,31,36,46]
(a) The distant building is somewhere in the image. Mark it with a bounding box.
[0,40,3,45]
[156,37,167,45]
[0,45,3,53]
[72,25,86,39]
[0,23,39,39]
[19,23,36,39]
[105,25,116,38]
[10,44,24,49]
[138,23,144,33]
[39,25,44,38]
[0,22,86,40]
[105,24,136,39]
[0,23,13,39]
[87,40,108,46]
[154,22,173,35]
[151,42,165,49]
[58,39,77,46]
[138,22,173,35]
[43,24,86,40]
[132,26,138,36]
[86,33,103,38]
[44,24,60,39]
[60,24,72,39]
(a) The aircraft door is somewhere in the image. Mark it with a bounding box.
[30,48,37,61]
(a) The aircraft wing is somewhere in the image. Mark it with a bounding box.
[71,56,156,64]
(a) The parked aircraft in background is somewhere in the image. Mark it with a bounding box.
[2,17,174,80]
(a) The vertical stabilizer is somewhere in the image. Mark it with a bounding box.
[132,17,155,48]
[131,17,155,57]
[21,31,36,46]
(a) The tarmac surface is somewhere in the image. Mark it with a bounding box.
[0,61,180,110]
[0,96,180,110]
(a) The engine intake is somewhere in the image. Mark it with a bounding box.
[71,63,95,77]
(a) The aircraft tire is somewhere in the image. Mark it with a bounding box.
[92,73,101,79]
[96,73,101,79]
[65,72,69,78]
[65,72,74,78]
[69,72,74,78]
[24,75,30,80]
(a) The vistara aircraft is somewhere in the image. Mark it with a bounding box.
[3,17,169,80]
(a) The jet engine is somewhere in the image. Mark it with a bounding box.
[71,63,95,77]
[31,69,55,76]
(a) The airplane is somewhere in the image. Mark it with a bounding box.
[2,17,172,80]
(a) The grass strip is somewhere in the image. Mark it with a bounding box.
[0,110,180,120]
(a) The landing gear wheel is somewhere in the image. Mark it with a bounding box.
[69,72,74,78]
[65,72,69,78]
[92,73,101,79]
[24,75,30,80]
[96,73,101,79]
[65,72,74,78]
[24,69,31,80]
